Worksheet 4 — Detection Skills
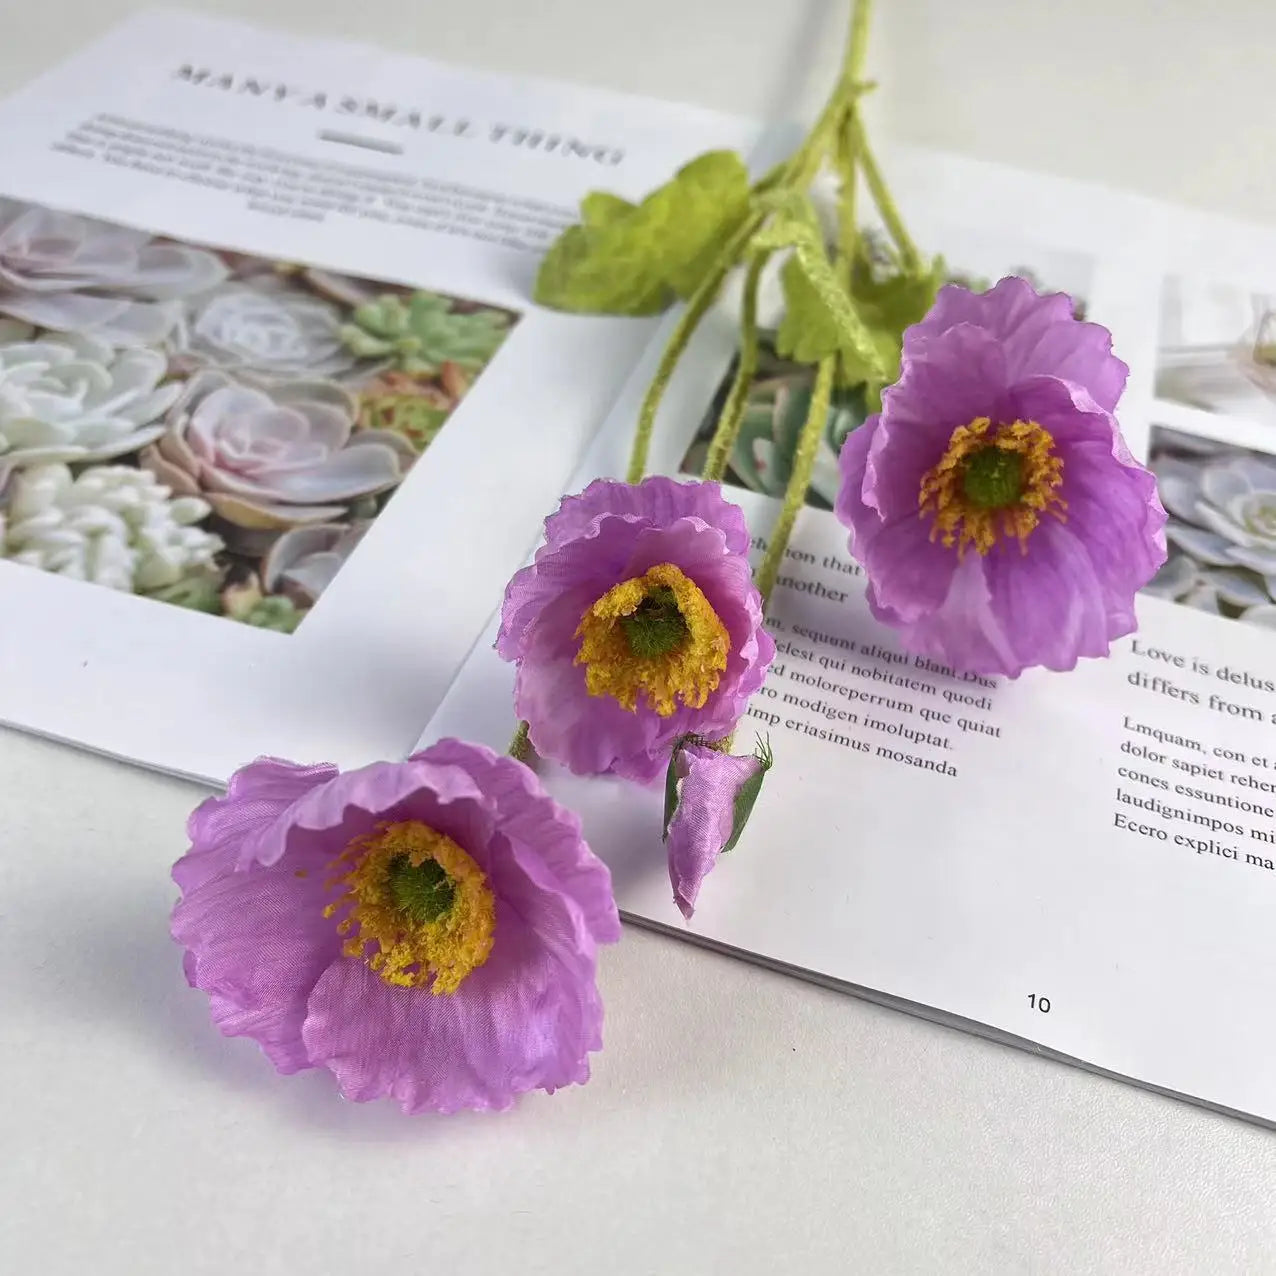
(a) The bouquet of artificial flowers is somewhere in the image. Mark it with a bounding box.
[171,0,1166,1113]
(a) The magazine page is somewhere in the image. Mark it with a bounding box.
[0,8,766,783]
[420,145,1276,1125]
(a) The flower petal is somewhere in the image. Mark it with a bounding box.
[541,475,751,557]
[173,860,341,1073]
[174,757,339,893]
[301,904,604,1113]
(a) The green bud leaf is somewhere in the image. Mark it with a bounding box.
[722,736,774,854]
[533,150,752,316]
[662,735,696,842]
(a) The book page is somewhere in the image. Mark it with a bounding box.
[0,9,766,783]
[420,145,1276,1125]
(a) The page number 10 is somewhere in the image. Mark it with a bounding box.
[1028,993,1051,1014]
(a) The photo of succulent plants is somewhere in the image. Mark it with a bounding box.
[680,239,1084,510]
[1156,275,1276,427]
[0,197,518,632]
[1145,425,1276,627]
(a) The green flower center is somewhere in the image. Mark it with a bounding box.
[386,853,456,924]
[961,446,1025,510]
[619,585,689,659]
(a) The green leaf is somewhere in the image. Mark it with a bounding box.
[581,191,636,228]
[774,242,885,380]
[650,151,752,298]
[851,248,946,340]
[535,223,671,317]
[844,250,947,408]
[533,150,752,315]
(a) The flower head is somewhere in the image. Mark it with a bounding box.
[664,737,772,920]
[497,477,774,783]
[172,739,620,1114]
[835,277,1166,676]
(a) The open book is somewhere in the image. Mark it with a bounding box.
[4,9,1276,1127]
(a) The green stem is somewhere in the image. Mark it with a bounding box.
[834,107,862,281]
[783,0,875,192]
[754,356,836,606]
[508,719,534,763]
[853,118,920,273]
[624,212,763,483]
[700,252,768,483]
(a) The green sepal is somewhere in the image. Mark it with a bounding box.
[662,734,696,843]
[661,734,775,852]
[723,736,774,853]
[533,150,752,316]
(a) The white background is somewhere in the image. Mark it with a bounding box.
[4,2,1276,1273]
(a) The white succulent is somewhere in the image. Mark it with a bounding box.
[0,462,223,593]
[169,279,356,382]
[0,199,228,346]
[0,320,180,485]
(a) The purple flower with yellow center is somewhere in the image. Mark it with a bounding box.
[171,739,620,1114]
[835,277,1167,676]
[498,477,775,783]
[663,736,772,920]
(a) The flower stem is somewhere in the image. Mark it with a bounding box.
[783,0,875,191]
[853,118,920,273]
[754,355,837,606]
[700,252,768,483]
[625,212,763,484]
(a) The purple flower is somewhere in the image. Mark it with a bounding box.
[497,477,775,783]
[835,277,1166,676]
[171,739,620,1114]
[664,738,772,920]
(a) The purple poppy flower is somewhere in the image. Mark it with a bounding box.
[171,739,620,1114]
[835,276,1166,676]
[665,738,772,920]
[497,477,775,783]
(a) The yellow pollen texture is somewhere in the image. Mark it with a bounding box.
[917,417,1066,556]
[574,562,730,716]
[323,820,496,994]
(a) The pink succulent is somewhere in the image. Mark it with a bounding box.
[141,369,412,539]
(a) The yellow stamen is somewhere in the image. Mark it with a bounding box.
[917,417,1066,556]
[574,562,730,716]
[322,820,495,994]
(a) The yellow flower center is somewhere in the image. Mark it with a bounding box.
[323,820,495,994]
[918,417,1067,557]
[574,562,730,717]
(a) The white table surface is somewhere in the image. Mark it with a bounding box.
[4,3,1276,1272]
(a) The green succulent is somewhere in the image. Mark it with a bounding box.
[240,595,306,633]
[356,372,453,454]
[340,291,512,375]
[727,364,868,510]
[145,574,223,614]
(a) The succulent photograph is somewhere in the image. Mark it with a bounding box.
[1156,275,1276,427]
[1145,425,1276,628]
[0,198,519,631]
